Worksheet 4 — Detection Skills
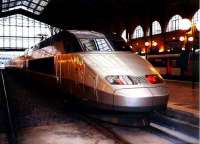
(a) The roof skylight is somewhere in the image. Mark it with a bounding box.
[1,0,49,15]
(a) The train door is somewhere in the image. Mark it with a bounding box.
[166,58,172,75]
[76,63,85,98]
[83,66,97,102]
[55,55,62,85]
[72,55,85,98]
[168,57,181,76]
[55,54,78,95]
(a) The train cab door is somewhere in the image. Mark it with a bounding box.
[64,38,83,97]
[55,54,77,95]
[72,55,85,98]
[83,67,97,102]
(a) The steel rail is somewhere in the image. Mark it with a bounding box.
[77,112,133,144]
[0,69,17,144]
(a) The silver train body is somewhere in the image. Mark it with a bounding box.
[9,30,169,112]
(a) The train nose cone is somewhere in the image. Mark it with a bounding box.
[148,86,169,106]
[114,88,153,107]
[113,86,169,111]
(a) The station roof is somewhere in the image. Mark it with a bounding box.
[1,0,49,15]
[0,0,199,31]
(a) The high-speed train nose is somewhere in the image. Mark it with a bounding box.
[113,86,169,111]
[147,86,169,106]
[114,88,153,107]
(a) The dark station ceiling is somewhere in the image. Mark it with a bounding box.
[0,0,199,33]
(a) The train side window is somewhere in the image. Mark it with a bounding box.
[64,40,73,52]
[96,39,111,51]
[72,39,82,52]
[171,59,179,67]
[149,58,167,67]
[80,39,98,51]
[64,38,82,52]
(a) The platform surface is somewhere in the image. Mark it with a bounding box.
[166,80,199,118]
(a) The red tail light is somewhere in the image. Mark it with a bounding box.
[145,74,163,84]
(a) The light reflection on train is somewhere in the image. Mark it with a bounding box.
[8,30,169,112]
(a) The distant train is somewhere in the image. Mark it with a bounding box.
[8,30,169,112]
[148,52,199,80]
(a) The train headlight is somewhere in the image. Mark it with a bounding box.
[106,75,163,85]
[145,74,163,84]
[105,75,138,85]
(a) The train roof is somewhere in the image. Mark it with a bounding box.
[30,30,107,51]
[67,30,106,39]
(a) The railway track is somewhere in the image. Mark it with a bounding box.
[1,69,199,144]
[151,111,199,143]
[78,111,198,144]
[77,113,132,144]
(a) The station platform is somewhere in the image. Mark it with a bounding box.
[166,80,199,118]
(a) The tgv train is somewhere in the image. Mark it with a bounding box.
[9,30,169,112]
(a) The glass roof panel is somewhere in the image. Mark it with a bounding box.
[40,1,48,6]
[9,2,15,7]
[2,0,9,3]
[30,3,36,8]
[2,4,8,9]
[36,6,44,11]
[16,1,22,6]
[22,1,29,6]
[32,0,40,4]
[34,11,40,15]
[1,0,50,15]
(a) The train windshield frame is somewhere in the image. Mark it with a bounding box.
[79,38,113,52]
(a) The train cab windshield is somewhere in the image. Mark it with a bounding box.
[79,38,113,52]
